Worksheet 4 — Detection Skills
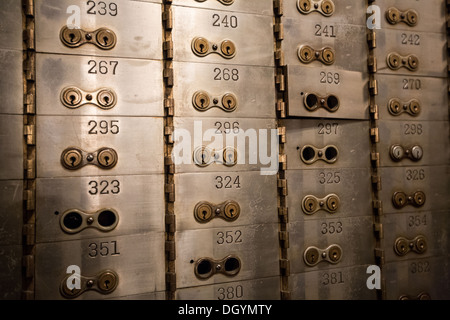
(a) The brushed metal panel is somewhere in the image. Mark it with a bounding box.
[376,29,447,77]
[286,65,369,119]
[172,0,274,15]
[176,277,280,300]
[172,6,274,67]
[35,232,165,300]
[290,265,378,300]
[0,0,22,51]
[174,172,277,231]
[378,120,450,167]
[288,216,376,274]
[36,54,164,117]
[377,75,448,121]
[379,166,449,214]
[0,180,23,246]
[283,119,371,170]
[36,175,164,243]
[376,0,446,33]
[283,21,368,73]
[172,117,278,174]
[384,256,450,300]
[382,211,449,262]
[173,61,275,119]
[110,291,166,300]
[286,168,372,222]
[175,224,279,288]
[36,116,164,178]
[0,115,23,180]
[0,245,22,300]
[283,0,367,26]
[35,0,162,59]
[0,50,22,115]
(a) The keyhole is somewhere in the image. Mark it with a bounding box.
[227,100,232,108]
[200,43,205,53]
[103,96,110,105]
[202,210,207,219]
[104,156,110,165]
[308,203,313,211]
[104,280,110,289]
[69,33,76,43]
[103,36,109,46]
[226,46,231,54]
[70,95,76,105]
[200,98,205,107]
[330,201,336,209]
[70,156,77,167]
[229,209,234,217]
[228,153,233,163]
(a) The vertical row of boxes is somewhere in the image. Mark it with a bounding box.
[374,0,450,299]
[0,0,25,299]
[168,0,281,299]
[279,0,377,299]
[32,0,166,299]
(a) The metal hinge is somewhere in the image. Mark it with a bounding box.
[164,98,174,116]
[24,158,35,179]
[24,54,35,81]
[373,223,384,239]
[162,8,173,30]
[369,77,378,96]
[24,125,35,146]
[373,200,383,216]
[273,0,283,16]
[281,290,291,300]
[274,24,284,41]
[278,207,288,223]
[165,241,176,261]
[276,100,286,118]
[367,30,376,49]
[371,152,380,167]
[24,93,36,114]
[163,40,173,60]
[165,183,175,203]
[279,232,289,249]
[164,126,174,144]
[369,104,378,120]
[275,72,285,91]
[371,174,382,191]
[374,248,385,265]
[22,224,35,246]
[275,48,285,67]
[368,56,377,73]
[165,214,176,233]
[277,126,286,143]
[23,0,34,16]
[22,255,34,279]
[163,68,174,87]
[277,179,287,196]
[23,189,35,211]
[279,258,290,276]
[370,127,379,143]
[165,272,176,293]
[165,156,175,174]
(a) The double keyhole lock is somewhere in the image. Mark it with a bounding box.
[60,26,117,50]
[61,270,118,299]
[300,145,339,165]
[387,52,419,72]
[392,191,426,209]
[60,208,119,234]
[61,87,117,110]
[298,45,335,65]
[302,194,340,215]
[390,144,423,162]
[192,37,236,59]
[194,200,240,223]
[388,98,421,117]
[297,0,335,16]
[195,0,235,5]
[61,147,118,170]
[304,244,343,267]
[193,91,237,112]
[303,92,340,113]
[394,235,427,257]
[193,146,237,167]
[386,8,418,27]
[194,255,241,280]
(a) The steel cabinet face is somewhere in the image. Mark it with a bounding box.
[176,277,281,300]
[0,180,23,245]
[36,54,164,117]
[382,212,449,262]
[290,265,378,300]
[0,50,22,115]
[376,0,446,33]
[377,75,449,121]
[378,120,450,167]
[284,119,371,170]
[109,291,166,301]
[376,30,447,77]
[288,216,375,274]
[36,116,164,178]
[172,0,274,15]
[0,116,23,180]
[287,168,372,221]
[174,172,277,231]
[0,0,23,51]
[173,61,275,119]
[35,233,165,300]
[283,0,367,27]
[285,66,369,119]
[379,166,449,214]
[35,0,162,60]
[36,175,164,243]
[172,6,274,67]
[384,256,450,300]
[283,22,368,73]
[175,224,279,288]
[172,118,278,174]
[0,245,22,299]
